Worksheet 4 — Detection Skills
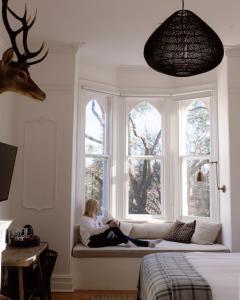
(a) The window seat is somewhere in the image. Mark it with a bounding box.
[72,222,229,290]
[72,240,229,258]
[72,221,229,258]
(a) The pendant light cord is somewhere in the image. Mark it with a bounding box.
[182,0,184,10]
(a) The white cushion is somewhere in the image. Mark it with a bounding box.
[130,222,173,239]
[119,222,133,236]
[191,221,221,245]
[72,240,229,258]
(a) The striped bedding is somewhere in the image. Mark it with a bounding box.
[138,253,212,300]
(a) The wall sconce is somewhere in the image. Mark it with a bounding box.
[197,161,226,193]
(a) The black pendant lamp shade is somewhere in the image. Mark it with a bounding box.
[144,7,224,77]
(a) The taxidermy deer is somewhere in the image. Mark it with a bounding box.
[0,0,48,101]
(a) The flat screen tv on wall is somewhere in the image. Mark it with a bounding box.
[0,142,18,202]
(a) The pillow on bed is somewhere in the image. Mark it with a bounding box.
[191,221,221,244]
[165,220,196,243]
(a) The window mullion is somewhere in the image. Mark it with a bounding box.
[127,155,162,160]
[85,154,110,159]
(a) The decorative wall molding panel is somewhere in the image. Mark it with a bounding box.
[22,118,57,211]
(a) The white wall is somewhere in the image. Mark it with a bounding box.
[225,49,240,251]
[7,45,79,291]
[217,57,232,249]
[217,47,240,252]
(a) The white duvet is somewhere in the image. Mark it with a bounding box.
[186,252,240,300]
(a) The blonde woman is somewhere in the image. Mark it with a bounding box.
[80,199,160,248]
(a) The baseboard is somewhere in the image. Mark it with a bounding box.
[51,274,74,292]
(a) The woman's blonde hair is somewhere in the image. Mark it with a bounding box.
[84,199,99,217]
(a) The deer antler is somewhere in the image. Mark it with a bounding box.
[2,0,48,66]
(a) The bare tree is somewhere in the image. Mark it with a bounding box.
[128,104,162,214]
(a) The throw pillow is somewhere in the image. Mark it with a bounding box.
[165,220,196,243]
[119,222,133,236]
[191,221,221,244]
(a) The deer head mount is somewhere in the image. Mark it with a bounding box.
[0,0,48,101]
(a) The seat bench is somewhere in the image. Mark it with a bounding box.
[72,240,229,258]
[73,221,229,258]
[71,222,229,291]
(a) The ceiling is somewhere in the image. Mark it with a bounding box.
[0,0,240,68]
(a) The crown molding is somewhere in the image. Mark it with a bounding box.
[172,83,216,96]
[32,42,85,55]
[224,45,240,57]
[0,35,84,55]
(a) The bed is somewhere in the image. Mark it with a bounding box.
[138,252,240,300]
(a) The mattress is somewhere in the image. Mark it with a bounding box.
[186,252,240,300]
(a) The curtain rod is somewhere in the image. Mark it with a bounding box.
[81,86,214,98]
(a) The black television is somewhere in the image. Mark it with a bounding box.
[0,142,18,202]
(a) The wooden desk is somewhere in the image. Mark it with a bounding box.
[2,242,48,300]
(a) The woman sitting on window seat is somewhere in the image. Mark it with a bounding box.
[80,199,160,248]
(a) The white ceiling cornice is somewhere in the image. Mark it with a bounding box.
[45,42,85,55]
[224,45,240,57]
[26,42,85,55]
[0,34,84,55]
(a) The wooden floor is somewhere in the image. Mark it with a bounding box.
[52,291,137,300]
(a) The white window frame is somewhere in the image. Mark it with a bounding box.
[121,97,167,221]
[76,90,112,213]
[76,85,219,223]
[175,93,219,222]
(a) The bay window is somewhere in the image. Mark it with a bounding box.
[78,89,218,222]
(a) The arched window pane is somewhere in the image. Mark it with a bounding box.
[128,159,162,215]
[85,99,105,155]
[185,100,210,155]
[128,102,162,156]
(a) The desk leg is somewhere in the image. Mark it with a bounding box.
[18,268,24,300]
